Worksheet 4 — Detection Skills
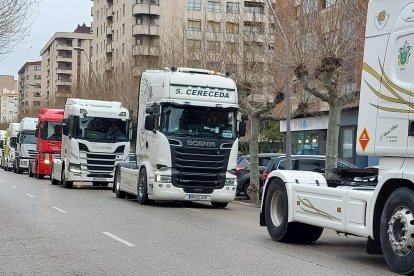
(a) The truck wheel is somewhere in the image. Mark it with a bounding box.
[36,172,44,179]
[380,187,414,275]
[114,169,126,199]
[28,163,34,177]
[211,202,228,208]
[137,169,153,205]
[50,166,59,185]
[62,169,73,189]
[264,178,323,244]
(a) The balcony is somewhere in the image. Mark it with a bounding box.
[106,43,113,53]
[149,46,160,56]
[132,3,161,16]
[56,55,72,62]
[132,25,160,36]
[56,68,72,74]
[56,44,73,51]
[106,26,113,37]
[133,45,148,56]
[106,7,113,19]
[56,79,72,86]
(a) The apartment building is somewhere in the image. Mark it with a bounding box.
[40,24,93,106]
[0,75,18,123]
[18,61,42,117]
[91,0,275,78]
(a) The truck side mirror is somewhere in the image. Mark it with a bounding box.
[145,115,155,131]
[146,107,154,114]
[241,114,249,121]
[239,121,247,137]
[35,128,39,138]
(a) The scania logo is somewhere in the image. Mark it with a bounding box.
[187,140,216,147]
[91,145,113,151]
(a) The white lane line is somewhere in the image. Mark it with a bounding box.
[25,193,35,198]
[11,185,17,189]
[52,207,67,214]
[0,180,5,182]
[102,232,135,247]
[185,208,201,212]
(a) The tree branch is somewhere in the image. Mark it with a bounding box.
[339,90,360,105]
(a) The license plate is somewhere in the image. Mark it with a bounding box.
[186,194,210,201]
[93,178,107,181]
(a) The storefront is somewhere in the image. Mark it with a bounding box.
[280,108,378,168]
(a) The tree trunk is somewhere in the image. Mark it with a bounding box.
[325,101,342,181]
[249,115,260,206]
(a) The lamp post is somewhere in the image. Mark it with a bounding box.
[73,47,100,87]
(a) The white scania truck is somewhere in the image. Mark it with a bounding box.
[260,1,414,274]
[14,117,38,174]
[51,98,130,188]
[114,68,246,208]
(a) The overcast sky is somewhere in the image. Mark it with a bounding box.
[0,0,92,78]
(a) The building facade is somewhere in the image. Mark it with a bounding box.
[0,75,18,124]
[40,24,93,106]
[18,61,42,117]
[91,0,275,78]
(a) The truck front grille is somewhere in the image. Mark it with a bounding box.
[79,144,123,178]
[170,146,230,191]
[28,150,36,158]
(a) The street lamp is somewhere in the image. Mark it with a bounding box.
[73,47,99,85]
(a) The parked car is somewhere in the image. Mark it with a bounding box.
[239,155,358,199]
[235,153,283,197]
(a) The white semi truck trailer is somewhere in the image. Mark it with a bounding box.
[260,1,414,274]
[114,68,247,208]
[51,98,130,188]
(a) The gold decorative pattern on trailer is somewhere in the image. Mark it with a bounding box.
[297,196,341,222]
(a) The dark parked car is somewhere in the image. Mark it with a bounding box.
[235,153,283,197]
[238,155,358,199]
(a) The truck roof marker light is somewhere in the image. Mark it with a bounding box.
[184,102,191,105]
[119,112,126,117]
[216,104,223,108]
[80,109,87,115]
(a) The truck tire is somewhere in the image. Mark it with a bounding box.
[114,169,126,199]
[50,166,59,185]
[28,162,34,177]
[264,178,323,244]
[36,172,44,179]
[62,169,73,189]
[380,187,414,275]
[244,183,251,199]
[137,169,153,205]
[211,202,228,208]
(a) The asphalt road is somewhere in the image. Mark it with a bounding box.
[0,170,395,276]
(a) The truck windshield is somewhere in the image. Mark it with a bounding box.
[21,133,36,144]
[73,117,128,142]
[160,105,236,139]
[43,122,63,141]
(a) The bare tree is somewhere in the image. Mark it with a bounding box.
[266,0,368,180]
[0,0,39,56]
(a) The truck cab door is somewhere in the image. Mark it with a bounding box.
[373,4,414,158]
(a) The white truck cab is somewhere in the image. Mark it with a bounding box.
[260,1,414,274]
[51,98,130,188]
[14,117,38,174]
[4,123,20,171]
[114,68,246,208]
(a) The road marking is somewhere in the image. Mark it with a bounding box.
[102,232,135,247]
[185,208,201,212]
[52,207,67,214]
[0,180,5,182]
[25,193,35,198]
[11,185,17,189]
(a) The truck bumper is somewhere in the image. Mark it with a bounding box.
[66,171,114,183]
[149,183,236,203]
[19,158,31,170]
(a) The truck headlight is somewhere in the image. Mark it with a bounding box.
[225,178,237,186]
[69,163,81,173]
[44,155,50,164]
[156,175,172,183]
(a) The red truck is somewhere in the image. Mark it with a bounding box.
[28,108,64,179]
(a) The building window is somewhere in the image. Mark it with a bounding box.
[150,37,159,46]
[136,15,143,24]
[122,23,125,35]
[150,0,159,5]
[226,22,239,33]
[34,65,41,71]
[187,20,201,32]
[187,39,201,52]
[123,3,125,16]
[122,43,125,55]
[226,2,239,14]
[207,41,220,52]
[150,17,159,25]
[136,37,143,45]
[188,0,201,11]
[207,21,221,33]
[244,22,264,34]
[321,0,337,9]
[208,0,221,12]
[226,42,238,54]
[244,3,264,15]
